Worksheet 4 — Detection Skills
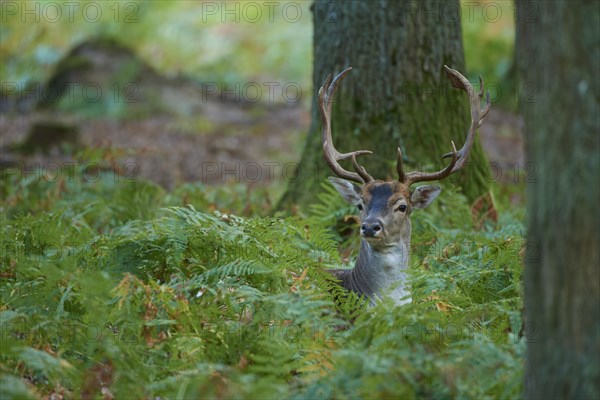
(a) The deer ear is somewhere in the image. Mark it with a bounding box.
[410,185,441,209]
[328,177,361,204]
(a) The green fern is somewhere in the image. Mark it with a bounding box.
[1,165,525,399]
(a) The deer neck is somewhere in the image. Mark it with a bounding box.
[349,235,412,305]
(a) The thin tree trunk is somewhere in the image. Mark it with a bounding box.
[516,1,600,398]
[279,0,490,209]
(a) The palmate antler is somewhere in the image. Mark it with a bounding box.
[319,67,374,184]
[319,65,491,186]
[398,65,491,186]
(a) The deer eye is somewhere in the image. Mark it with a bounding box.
[396,204,407,213]
[357,204,363,211]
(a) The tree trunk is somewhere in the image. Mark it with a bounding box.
[278,0,490,209]
[516,1,600,398]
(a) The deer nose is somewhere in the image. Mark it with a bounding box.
[361,218,383,238]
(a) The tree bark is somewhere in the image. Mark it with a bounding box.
[516,1,600,398]
[278,0,490,209]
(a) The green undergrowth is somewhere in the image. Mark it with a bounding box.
[1,164,525,399]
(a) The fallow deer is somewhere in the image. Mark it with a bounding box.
[321,66,490,305]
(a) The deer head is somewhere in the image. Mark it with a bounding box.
[320,66,490,303]
[321,66,490,247]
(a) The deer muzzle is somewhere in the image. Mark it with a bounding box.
[361,218,384,239]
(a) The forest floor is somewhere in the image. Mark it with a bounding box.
[0,105,522,190]
[0,103,308,190]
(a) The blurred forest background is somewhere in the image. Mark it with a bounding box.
[1,0,521,211]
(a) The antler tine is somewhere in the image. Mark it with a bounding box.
[352,155,373,182]
[403,141,459,184]
[319,67,374,184]
[402,66,490,186]
[396,147,406,183]
[478,75,491,126]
